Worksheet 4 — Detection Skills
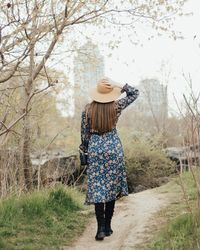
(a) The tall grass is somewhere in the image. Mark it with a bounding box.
[149,170,200,250]
[151,213,200,250]
[0,185,91,250]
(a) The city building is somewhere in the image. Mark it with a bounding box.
[136,78,168,119]
[73,42,105,117]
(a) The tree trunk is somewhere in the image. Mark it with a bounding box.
[20,114,33,190]
[19,11,37,191]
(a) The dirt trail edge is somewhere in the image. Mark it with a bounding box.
[63,187,172,250]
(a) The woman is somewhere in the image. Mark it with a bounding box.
[79,78,139,241]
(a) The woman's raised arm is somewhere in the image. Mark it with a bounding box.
[116,83,139,111]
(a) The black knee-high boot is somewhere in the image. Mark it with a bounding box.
[105,200,115,236]
[94,202,105,240]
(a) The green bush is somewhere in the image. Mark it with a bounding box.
[123,137,175,192]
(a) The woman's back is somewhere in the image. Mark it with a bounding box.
[80,83,139,151]
[85,101,117,135]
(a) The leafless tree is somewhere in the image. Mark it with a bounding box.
[174,73,200,219]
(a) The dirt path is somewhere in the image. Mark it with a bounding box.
[63,187,172,250]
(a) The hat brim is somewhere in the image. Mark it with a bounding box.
[89,87,122,103]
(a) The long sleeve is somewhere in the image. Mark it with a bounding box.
[79,110,90,152]
[116,83,139,111]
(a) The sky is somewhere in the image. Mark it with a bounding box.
[97,0,200,114]
[54,0,200,116]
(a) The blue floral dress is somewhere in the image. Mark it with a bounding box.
[80,84,139,205]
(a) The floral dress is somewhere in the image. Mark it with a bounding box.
[80,84,139,205]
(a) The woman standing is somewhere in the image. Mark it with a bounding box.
[79,78,139,241]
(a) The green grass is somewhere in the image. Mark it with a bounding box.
[0,185,92,250]
[147,170,200,250]
[150,212,200,250]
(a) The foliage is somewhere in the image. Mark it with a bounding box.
[120,131,176,191]
[0,185,90,249]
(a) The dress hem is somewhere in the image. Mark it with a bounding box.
[83,193,129,205]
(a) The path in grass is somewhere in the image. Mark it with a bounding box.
[63,187,174,250]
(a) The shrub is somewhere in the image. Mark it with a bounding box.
[123,137,175,192]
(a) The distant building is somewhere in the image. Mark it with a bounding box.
[73,42,105,117]
[136,78,168,119]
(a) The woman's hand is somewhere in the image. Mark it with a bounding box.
[100,77,122,89]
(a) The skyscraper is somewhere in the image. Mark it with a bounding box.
[73,42,105,117]
[136,78,168,119]
[116,78,168,135]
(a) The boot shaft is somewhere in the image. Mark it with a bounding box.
[94,202,105,240]
[105,200,115,219]
[95,202,105,231]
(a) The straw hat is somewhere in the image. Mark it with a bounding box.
[89,78,122,103]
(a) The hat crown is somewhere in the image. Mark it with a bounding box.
[89,78,121,103]
[97,82,113,94]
